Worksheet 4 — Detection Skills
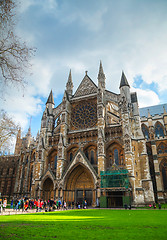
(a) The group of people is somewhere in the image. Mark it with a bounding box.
[149,202,161,209]
[0,198,88,212]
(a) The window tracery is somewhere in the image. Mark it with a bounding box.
[71,101,97,129]
[84,146,97,165]
[160,160,167,190]
[155,122,164,138]
[106,144,124,169]
[48,150,57,172]
[141,124,149,139]
[157,143,167,154]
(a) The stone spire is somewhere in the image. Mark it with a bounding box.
[148,109,152,119]
[163,106,167,115]
[98,61,105,89]
[46,90,54,105]
[119,71,130,88]
[66,69,73,97]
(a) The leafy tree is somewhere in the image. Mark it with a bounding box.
[0,0,35,88]
[0,110,19,154]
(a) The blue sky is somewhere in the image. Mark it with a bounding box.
[1,0,167,139]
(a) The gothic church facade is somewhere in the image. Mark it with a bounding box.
[0,62,167,207]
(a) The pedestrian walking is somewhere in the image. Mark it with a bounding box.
[3,198,7,211]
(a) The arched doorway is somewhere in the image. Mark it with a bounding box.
[64,164,95,206]
[42,178,54,201]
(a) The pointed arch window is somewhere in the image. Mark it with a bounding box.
[91,150,95,164]
[85,151,88,159]
[70,152,73,162]
[155,122,164,138]
[160,160,167,190]
[142,124,149,140]
[114,149,119,165]
[157,143,167,154]
[54,155,57,169]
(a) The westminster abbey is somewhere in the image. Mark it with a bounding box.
[0,62,167,207]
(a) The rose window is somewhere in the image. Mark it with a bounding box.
[71,102,97,129]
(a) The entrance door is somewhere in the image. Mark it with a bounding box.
[76,190,92,206]
[107,191,123,208]
[85,190,92,206]
[76,190,83,205]
[65,164,95,206]
[42,178,54,201]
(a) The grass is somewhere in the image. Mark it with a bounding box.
[0,209,167,240]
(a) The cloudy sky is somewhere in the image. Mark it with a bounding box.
[1,0,167,138]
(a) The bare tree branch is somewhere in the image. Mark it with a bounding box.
[0,0,36,89]
[0,110,19,154]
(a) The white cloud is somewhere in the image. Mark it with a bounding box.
[2,0,167,141]
[131,87,160,108]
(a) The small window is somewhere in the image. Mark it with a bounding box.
[54,155,57,169]
[91,150,94,164]
[114,149,119,165]
[70,152,73,161]
[85,151,88,159]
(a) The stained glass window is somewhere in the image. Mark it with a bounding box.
[155,122,164,138]
[91,150,94,164]
[54,155,57,169]
[114,149,119,165]
[142,124,149,139]
[71,102,97,129]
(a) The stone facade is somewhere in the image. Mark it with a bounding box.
[0,63,167,207]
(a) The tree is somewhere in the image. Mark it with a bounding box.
[0,0,35,89]
[0,110,19,154]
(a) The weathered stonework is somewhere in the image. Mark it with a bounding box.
[0,65,166,206]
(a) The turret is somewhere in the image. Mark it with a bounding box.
[66,69,73,98]
[119,71,131,103]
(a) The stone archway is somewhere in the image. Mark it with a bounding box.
[64,164,95,206]
[42,177,54,201]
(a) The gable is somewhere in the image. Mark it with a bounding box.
[62,149,98,184]
[73,75,97,98]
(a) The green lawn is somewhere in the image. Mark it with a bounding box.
[0,209,167,240]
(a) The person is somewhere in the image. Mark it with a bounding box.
[24,200,29,211]
[0,198,2,212]
[56,200,59,209]
[3,198,7,211]
[10,199,13,209]
[20,199,24,212]
[128,205,131,210]
[153,202,156,209]
[158,202,161,210]
[64,201,67,210]
[149,203,152,208]
[124,203,128,210]
[84,200,87,209]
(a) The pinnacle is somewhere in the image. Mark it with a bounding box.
[98,60,105,78]
[98,61,105,88]
[66,69,73,92]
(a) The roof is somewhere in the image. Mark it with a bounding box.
[139,103,167,117]
[119,71,130,88]
[46,90,54,105]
